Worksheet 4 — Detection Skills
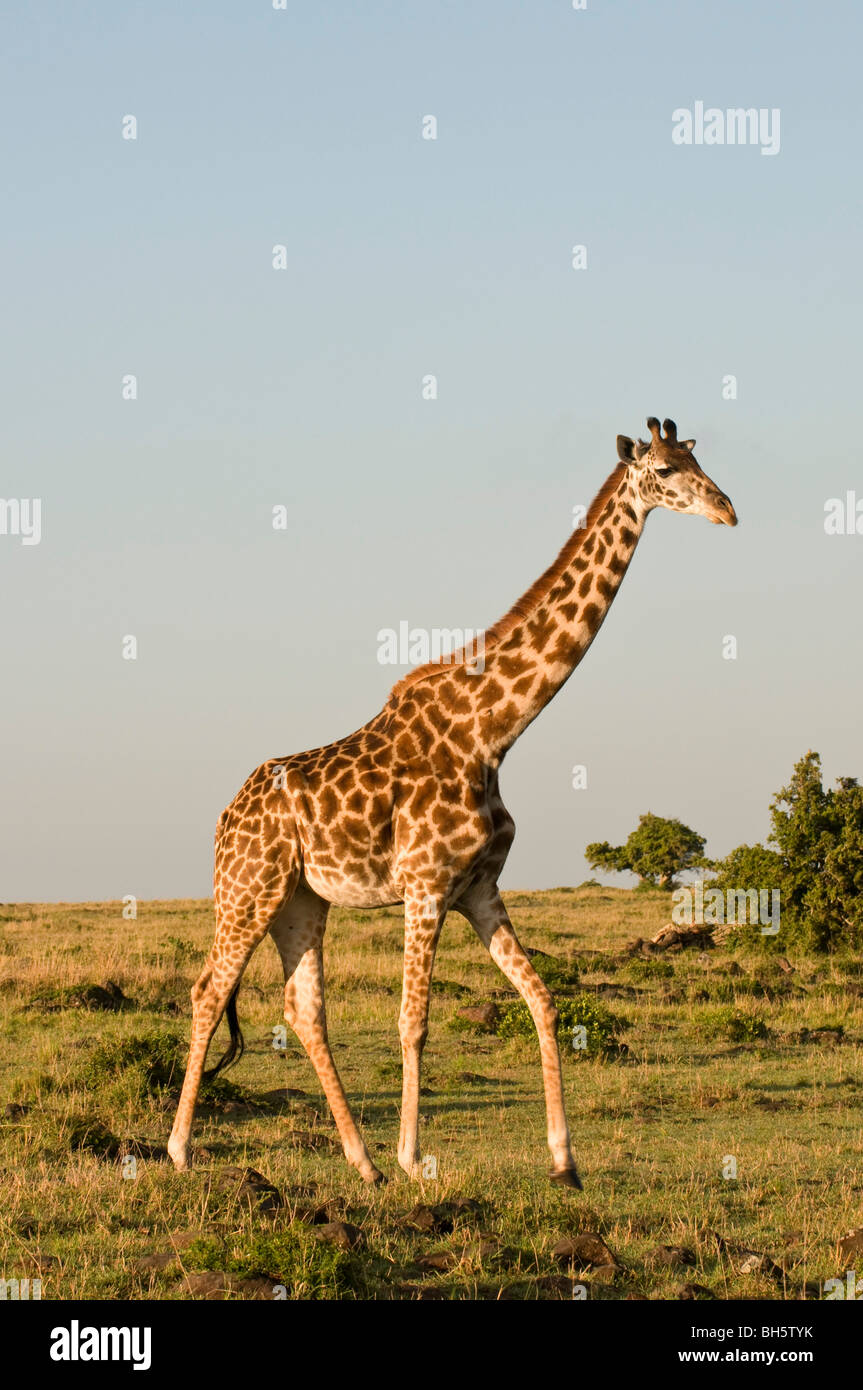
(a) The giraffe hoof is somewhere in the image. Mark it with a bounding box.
[364,1167,387,1185]
[549,1165,583,1190]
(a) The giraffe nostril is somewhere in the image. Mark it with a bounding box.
[718,494,738,526]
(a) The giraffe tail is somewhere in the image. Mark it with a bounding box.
[202,985,245,1078]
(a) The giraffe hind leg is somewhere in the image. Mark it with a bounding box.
[168,854,300,1172]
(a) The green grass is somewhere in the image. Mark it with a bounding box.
[0,888,861,1300]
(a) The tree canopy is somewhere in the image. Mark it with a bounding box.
[585,813,707,890]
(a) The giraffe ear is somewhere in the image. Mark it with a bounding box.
[682,438,696,450]
[618,435,649,463]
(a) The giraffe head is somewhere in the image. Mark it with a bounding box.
[616,417,737,526]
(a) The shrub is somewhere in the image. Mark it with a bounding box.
[497,994,623,1057]
[78,1029,247,1104]
[528,952,581,990]
[700,1007,769,1043]
[183,1231,367,1299]
[708,752,863,952]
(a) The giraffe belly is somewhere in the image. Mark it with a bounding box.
[301,862,402,909]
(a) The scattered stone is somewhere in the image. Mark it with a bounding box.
[451,1072,491,1086]
[258,1088,303,1108]
[282,1129,337,1152]
[314,1220,362,1251]
[535,1273,575,1297]
[416,1250,457,1272]
[400,1202,457,1234]
[211,1166,283,1213]
[457,1003,500,1029]
[4,1102,29,1119]
[739,1251,784,1281]
[68,981,133,1012]
[133,1251,178,1274]
[677,1283,715,1300]
[838,1227,863,1265]
[551,1233,622,1272]
[648,1245,696,1269]
[777,957,796,974]
[650,924,715,952]
[800,1027,843,1046]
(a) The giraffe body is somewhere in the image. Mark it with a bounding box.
[168,418,736,1185]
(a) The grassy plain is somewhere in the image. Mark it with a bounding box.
[0,887,860,1299]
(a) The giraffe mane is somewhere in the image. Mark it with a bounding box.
[387,462,628,703]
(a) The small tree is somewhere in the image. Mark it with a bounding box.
[708,751,863,951]
[585,813,707,890]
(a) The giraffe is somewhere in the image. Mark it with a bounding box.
[168,417,737,1187]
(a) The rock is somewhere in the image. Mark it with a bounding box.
[314,1221,362,1251]
[739,1251,784,1280]
[677,1283,715,1300]
[838,1227,863,1265]
[394,1283,448,1300]
[535,1274,575,1296]
[650,924,715,952]
[68,982,133,1012]
[401,1203,453,1235]
[777,957,796,974]
[800,1027,843,1046]
[282,1130,337,1152]
[451,1072,491,1086]
[211,1166,283,1213]
[649,1245,696,1269]
[551,1233,622,1271]
[178,1271,276,1300]
[4,1102,29,1119]
[457,1003,500,1029]
[416,1250,456,1272]
[133,1251,178,1273]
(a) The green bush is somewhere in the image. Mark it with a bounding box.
[183,1231,367,1299]
[623,958,674,982]
[78,1029,247,1104]
[528,952,581,990]
[708,753,863,952]
[497,994,623,1057]
[700,1007,769,1043]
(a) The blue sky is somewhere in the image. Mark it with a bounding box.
[1,1,861,900]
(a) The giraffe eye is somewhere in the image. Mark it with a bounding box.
[655,466,674,478]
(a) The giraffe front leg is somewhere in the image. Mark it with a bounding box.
[397,892,445,1179]
[458,884,581,1188]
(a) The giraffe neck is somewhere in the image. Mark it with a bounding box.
[466,463,647,761]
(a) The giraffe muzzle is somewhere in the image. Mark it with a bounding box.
[707,493,737,527]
